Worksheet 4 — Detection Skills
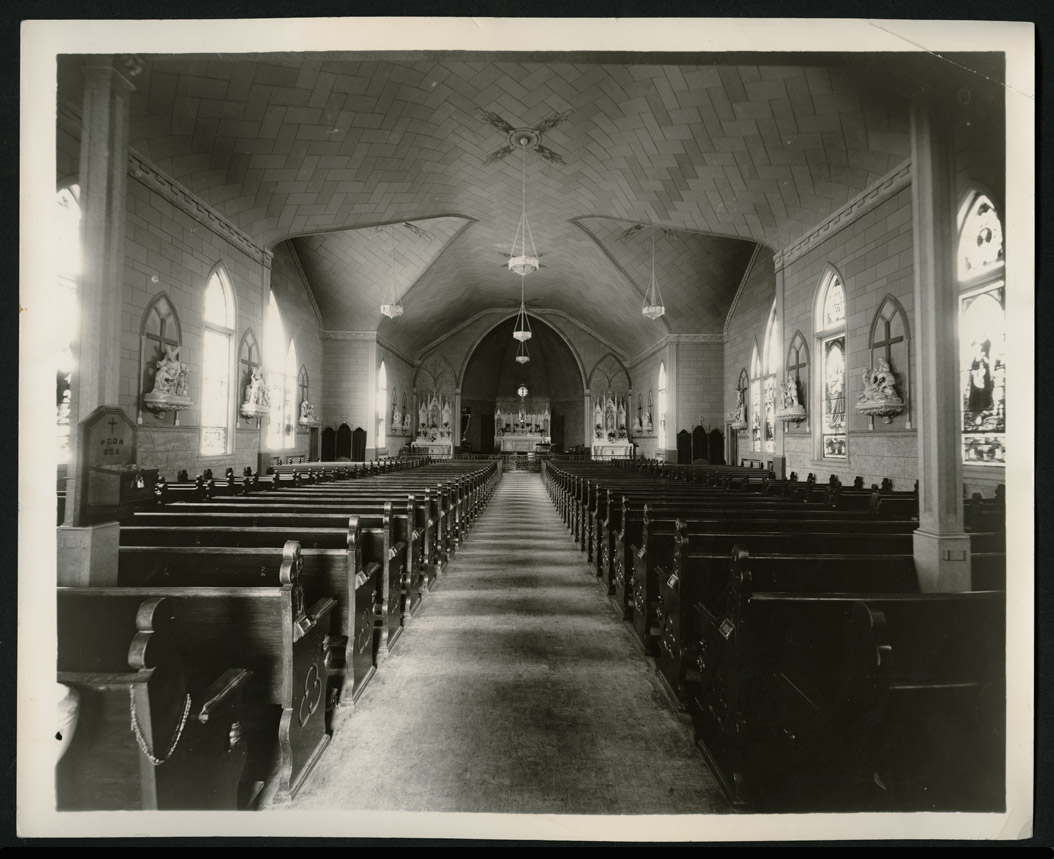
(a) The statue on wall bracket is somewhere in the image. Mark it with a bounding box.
[855,358,904,424]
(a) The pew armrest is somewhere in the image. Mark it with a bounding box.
[198,668,253,724]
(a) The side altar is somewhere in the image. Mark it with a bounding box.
[591,392,634,460]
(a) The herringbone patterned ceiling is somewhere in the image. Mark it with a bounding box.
[112,52,914,356]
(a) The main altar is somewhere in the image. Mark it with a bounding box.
[495,390,550,453]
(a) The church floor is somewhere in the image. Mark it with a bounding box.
[276,471,730,817]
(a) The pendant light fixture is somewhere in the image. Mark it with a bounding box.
[380,225,403,319]
[641,226,665,320]
[507,136,539,276]
[513,273,533,342]
[515,336,530,365]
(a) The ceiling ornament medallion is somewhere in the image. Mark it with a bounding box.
[476,108,573,166]
[642,227,666,321]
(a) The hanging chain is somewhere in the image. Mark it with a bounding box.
[129,686,192,766]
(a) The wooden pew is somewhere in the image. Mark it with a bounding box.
[117,516,385,716]
[688,562,1005,812]
[56,591,252,810]
[62,541,336,806]
[630,509,917,653]
[120,508,409,657]
[655,538,918,708]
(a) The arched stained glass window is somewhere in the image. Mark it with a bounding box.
[817,270,847,459]
[750,343,762,452]
[957,193,1005,466]
[200,266,235,455]
[762,303,779,453]
[785,332,809,424]
[657,362,667,441]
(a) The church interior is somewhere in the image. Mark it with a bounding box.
[24,21,1034,841]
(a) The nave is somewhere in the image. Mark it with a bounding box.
[278,471,729,816]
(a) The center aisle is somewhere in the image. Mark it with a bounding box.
[282,470,730,816]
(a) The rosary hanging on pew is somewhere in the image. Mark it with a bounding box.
[129,687,192,766]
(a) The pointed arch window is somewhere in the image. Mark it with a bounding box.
[200,266,236,455]
[264,291,296,450]
[56,184,81,462]
[657,362,667,441]
[762,302,779,452]
[377,361,388,449]
[957,192,1005,465]
[283,340,298,449]
[816,270,847,459]
[785,332,809,426]
[749,344,762,452]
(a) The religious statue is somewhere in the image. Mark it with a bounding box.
[859,358,899,403]
[776,374,806,424]
[441,398,452,437]
[633,414,642,434]
[617,397,627,431]
[402,411,411,433]
[855,357,904,423]
[144,343,192,415]
[245,366,268,407]
[151,344,189,397]
[299,400,319,424]
[418,399,428,435]
[392,396,402,434]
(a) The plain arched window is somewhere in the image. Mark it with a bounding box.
[56,184,81,463]
[816,269,847,459]
[200,266,236,455]
[957,192,1006,465]
[283,339,298,449]
[264,291,290,450]
[377,361,388,448]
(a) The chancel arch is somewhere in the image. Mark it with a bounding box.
[460,315,585,452]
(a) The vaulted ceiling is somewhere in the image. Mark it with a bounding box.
[58,50,997,359]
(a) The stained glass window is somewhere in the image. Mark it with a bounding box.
[822,277,846,328]
[658,363,667,438]
[750,345,761,452]
[200,268,234,455]
[817,271,847,459]
[762,303,778,452]
[957,194,1005,466]
[822,337,847,458]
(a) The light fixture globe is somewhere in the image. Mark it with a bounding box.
[507,138,540,277]
[508,254,540,276]
[515,338,530,364]
[380,302,403,319]
[641,227,666,320]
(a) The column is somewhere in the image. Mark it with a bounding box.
[58,56,140,585]
[64,55,140,527]
[910,93,971,592]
